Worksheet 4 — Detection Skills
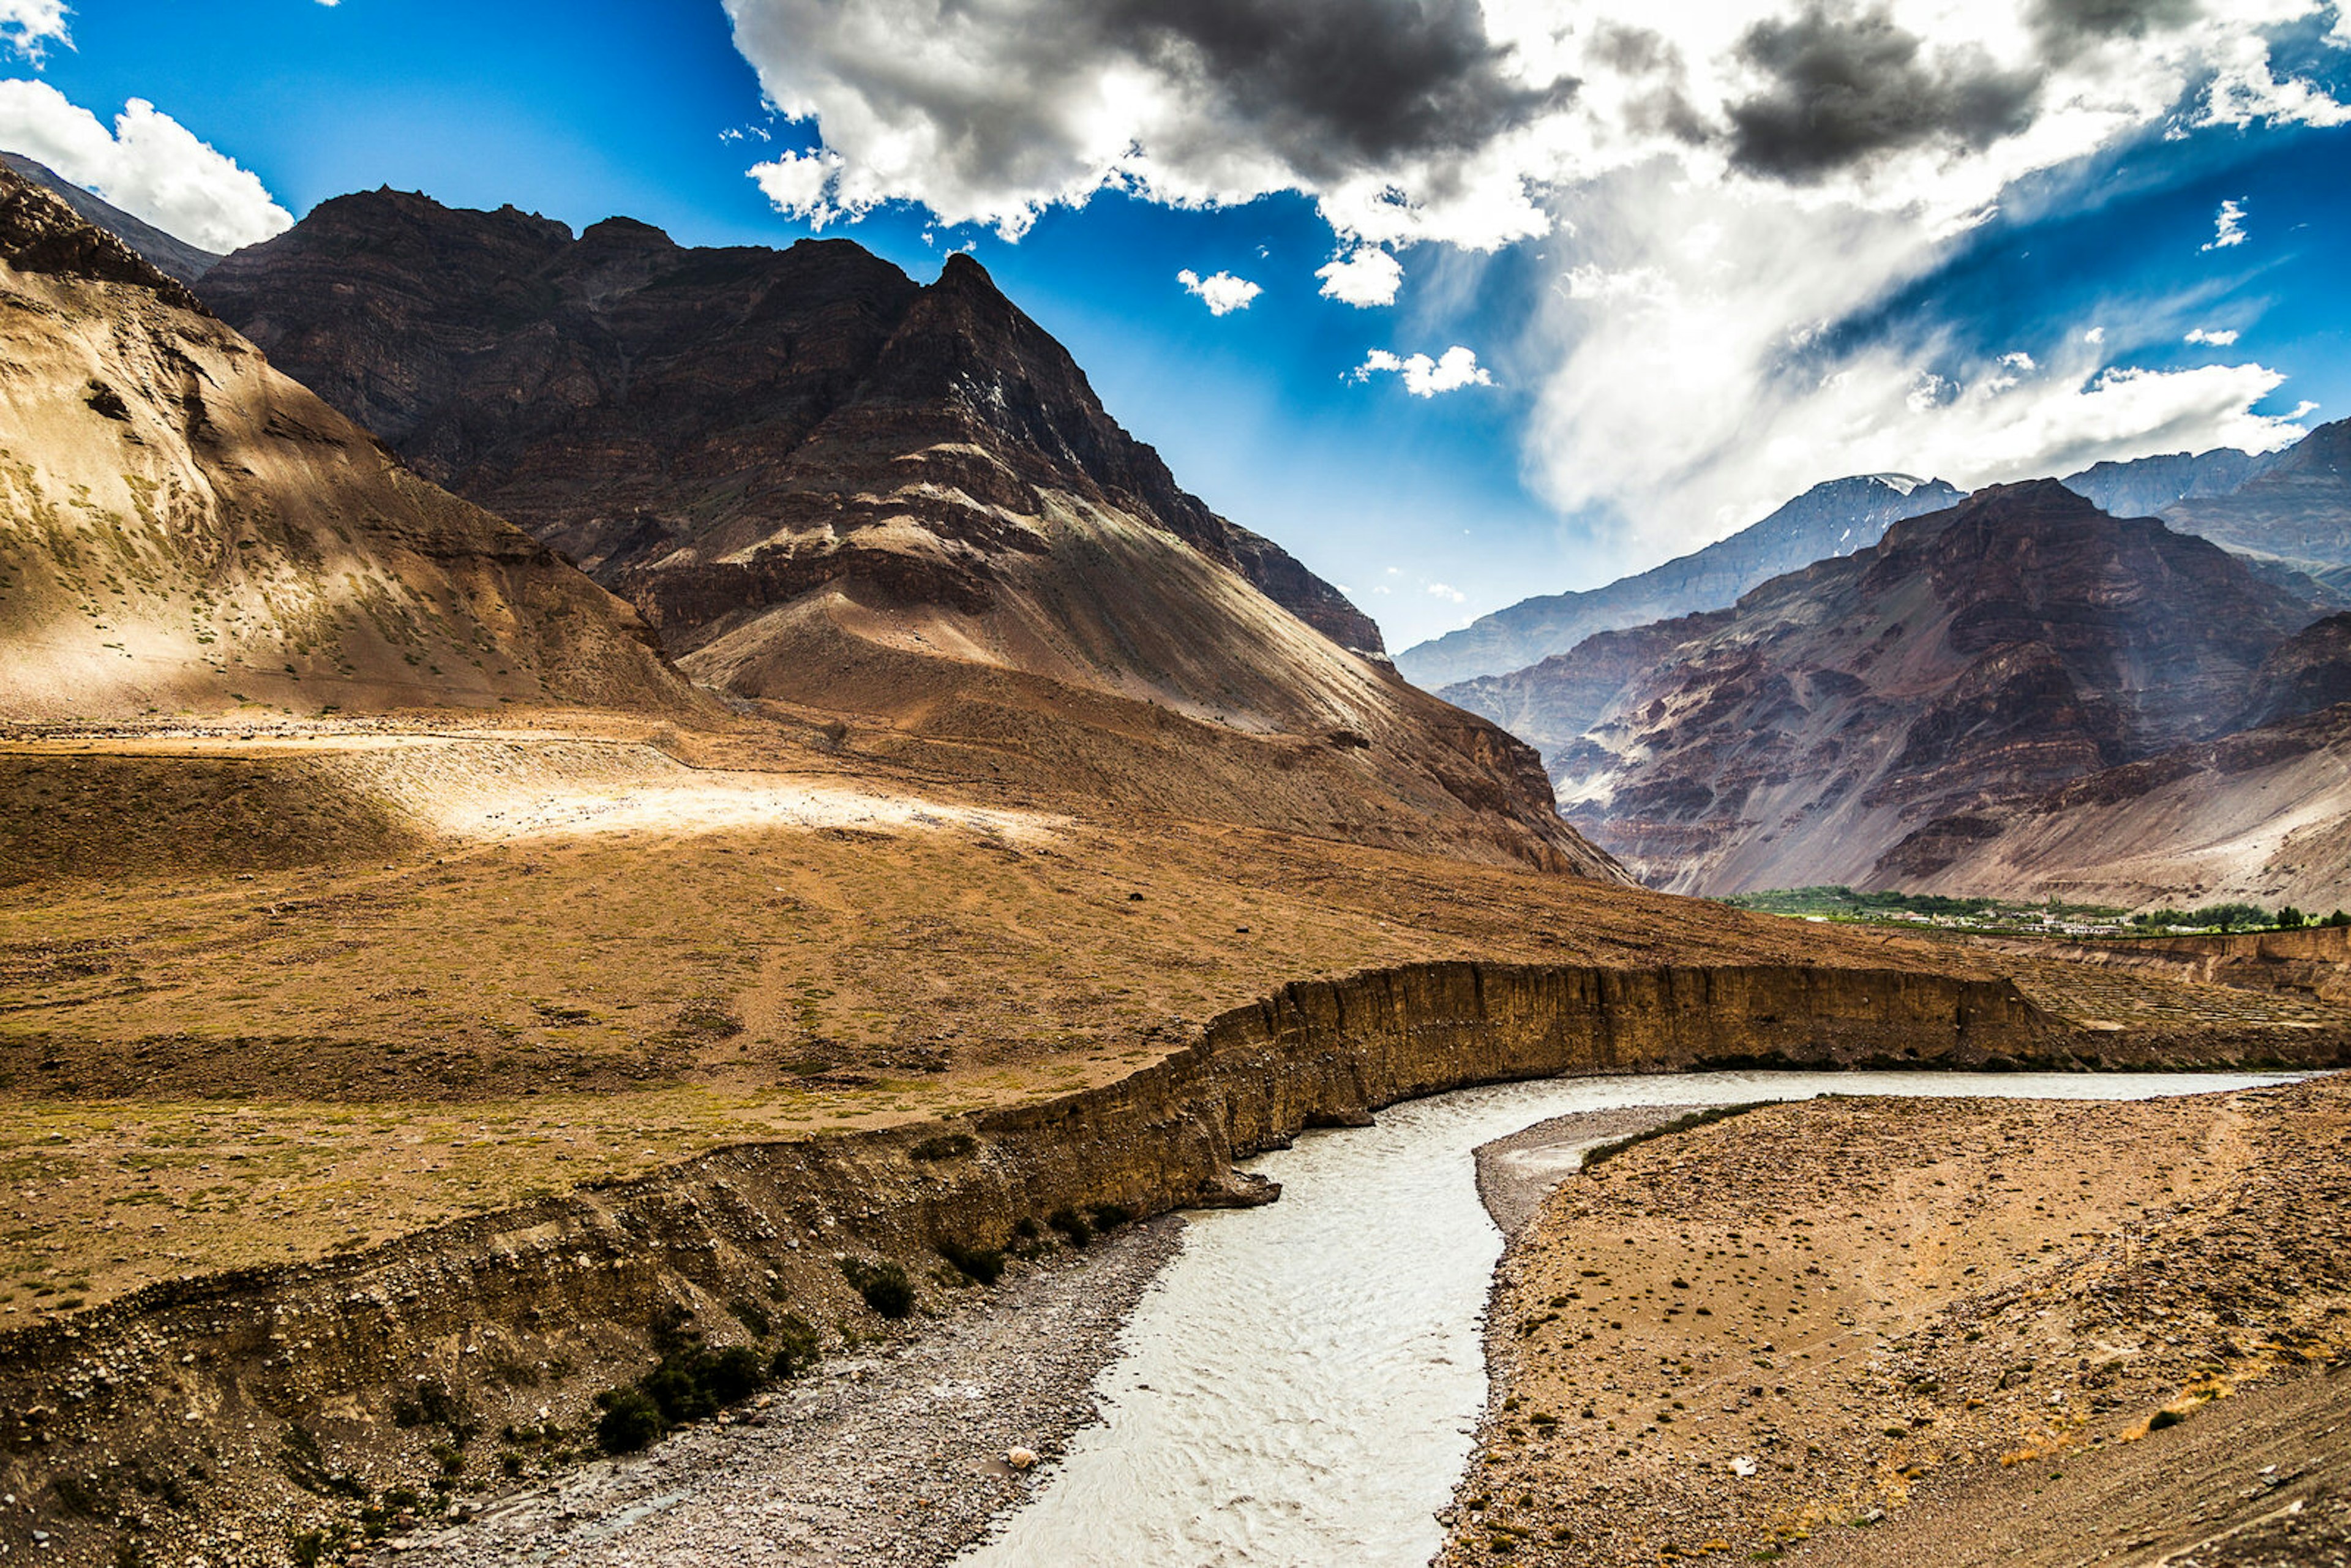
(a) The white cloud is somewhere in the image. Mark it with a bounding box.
[2203,198,2249,251]
[0,81,291,252]
[0,0,68,61]
[1354,345,1493,398]
[1176,268,1261,316]
[2185,326,2241,346]
[1427,582,1468,603]
[2200,31,2351,128]
[719,0,2350,579]
[1316,247,1402,307]
[748,148,849,227]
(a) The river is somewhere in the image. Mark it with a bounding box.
[956,1069,2302,1567]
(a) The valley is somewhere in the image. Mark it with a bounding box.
[4,129,2351,1568]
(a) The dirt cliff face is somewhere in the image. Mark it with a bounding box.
[1515,482,2322,893]
[196,190,1607,872]
[18,953,2321,1568]
[0,171,697,721]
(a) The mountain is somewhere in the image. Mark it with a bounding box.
[2159,419,2351,570]
[1466,482,2323,893]
[198,192,1381,658]
[1875,712,2351,912]
[0,150,223,285]
[199,190,1608,873]
[2061,446,2277,520]
[0,166,691,721]
[1394,474,1965,688]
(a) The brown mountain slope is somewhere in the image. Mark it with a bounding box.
[0,150,223,285]
[1504,482,2321,893]
[198,192,1384,658]
[0,170,694,722]
[198,190,1604,872]
[1872,613,2351,906]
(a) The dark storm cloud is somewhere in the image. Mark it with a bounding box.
[1099,0,1572,178]
[1725,5,2043,181]
[2028,0,2202,50]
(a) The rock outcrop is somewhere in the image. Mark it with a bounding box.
[1480,482,2322,893]
[0,151,223,285]
[0,169,696,721]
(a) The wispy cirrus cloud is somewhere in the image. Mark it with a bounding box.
[0,0,68,61]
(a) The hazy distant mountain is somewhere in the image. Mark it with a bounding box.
[200,189,1616,874]
[2159,419,2351,570]
[0,167,691,721]
[1489,482,2320,894]
[2060,446,2278,520]
[1395,473,1963,688]
[0,151,223,285]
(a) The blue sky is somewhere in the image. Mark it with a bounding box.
[4,0,2349,649]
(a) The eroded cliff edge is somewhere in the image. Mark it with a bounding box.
[3,959,2340,1564]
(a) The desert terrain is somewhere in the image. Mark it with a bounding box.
[1448,1076,2351,1566]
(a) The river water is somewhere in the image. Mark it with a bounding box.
[956,1068,2301,1568]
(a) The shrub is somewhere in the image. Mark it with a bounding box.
[728,1297,773,1340]
[702,1346,766,1406]
[1088,1203,1135,1231]
[839,1256,917,1318]
[910,1133,977,1162]
[1047,1208,1093,1248]
[2148,1408,2186,1432]
[770,1313,822,1379]
[937,1240,1006,1286]
[594,1388,666,1454]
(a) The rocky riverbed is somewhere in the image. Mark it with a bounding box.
[380,1218,1184,1567]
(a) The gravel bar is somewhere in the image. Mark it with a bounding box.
[383,1217,1186,1567]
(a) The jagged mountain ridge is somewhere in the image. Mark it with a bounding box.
[1499,482,2322,894]
[0,151,223,286]
[0,167,693,721]
[1396,473,1963,688]
[198,189,1611,874]
[198,192,1383,659]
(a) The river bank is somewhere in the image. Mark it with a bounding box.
[380,1217,1185,1567]
[1442,1073,2351,1566]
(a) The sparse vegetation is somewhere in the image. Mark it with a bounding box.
[910,1131,978,1161]
[936,1239,1007,1286]
[1583,1104,1769,1170]
[838,1255,917,1318]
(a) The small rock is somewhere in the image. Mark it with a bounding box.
[1005,1447,1038,1471]
[1729,1456,1758,1477]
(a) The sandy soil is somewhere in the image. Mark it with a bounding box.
[378,1217,1184,1568]
[1442,1075,2351,1567]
